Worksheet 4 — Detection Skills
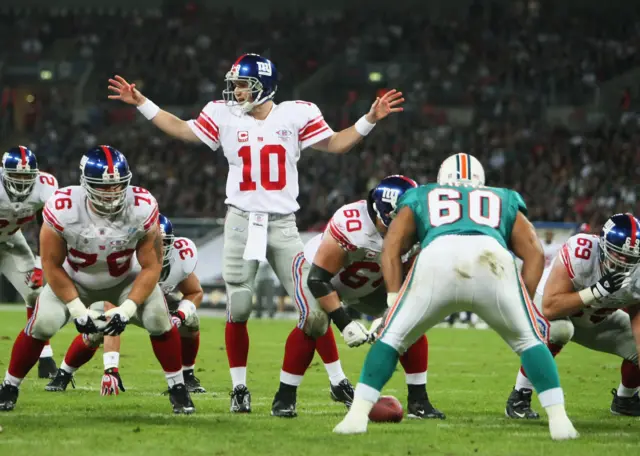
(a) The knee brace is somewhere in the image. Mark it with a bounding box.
[548,319,574,346]
[301,309,330,339]
[226,283,254,322]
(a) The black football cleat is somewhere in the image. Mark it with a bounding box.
[38,357,58,379]
[330,379,354,408]
[184,369,206,394]
[45,369,76,392]
[229,385,251,413]
[505,388,540,419]
[271,390,297,418]
[610,388,640,416]
[0,382,19,411]
[407,392,446,419]
[168,383,195,414]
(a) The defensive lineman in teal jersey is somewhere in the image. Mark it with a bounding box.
[334,153,579,440]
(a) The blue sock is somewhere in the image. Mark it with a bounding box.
[359,341,400,391]
[520,343,560,394]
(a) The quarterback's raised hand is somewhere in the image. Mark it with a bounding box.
[365,89,405,123]
[108,75,146,106]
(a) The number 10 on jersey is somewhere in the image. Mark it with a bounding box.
[238,145,286,191]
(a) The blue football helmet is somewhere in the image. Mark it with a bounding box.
[79,145,132,216]
[2,146,38,200]
[369,175,418,227]
[600,213,640,274]
[222,53,278,112]
[158,214,175,267]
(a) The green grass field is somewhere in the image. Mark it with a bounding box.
[0,308,636,456]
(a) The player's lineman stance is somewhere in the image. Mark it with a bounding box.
[1,146,59,378]
[272,175,444,418]
[0,146,195,414]
[506,214,640,418]
[108,53,405,412]
[334,153,578,440]
[45,214,205,396]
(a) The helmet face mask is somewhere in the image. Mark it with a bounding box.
[222,54,277,113]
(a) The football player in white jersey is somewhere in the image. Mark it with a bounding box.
[45,213,206,396]
[269,176,444,419]
[107,53,405,412]
[0,146,59,378]
[505,213,640,418]
[0,146,195,414]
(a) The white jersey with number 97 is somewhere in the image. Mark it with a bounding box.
[187,100,334,214]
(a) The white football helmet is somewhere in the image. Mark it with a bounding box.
[437,153,485,187]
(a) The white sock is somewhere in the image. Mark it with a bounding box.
[103,352,120,370]
[183,364,195,371]
[544,403,569,422]
[538,387,564,408]
[4,372,23,387]
[348,396,375,418]
[354,382,381,403]
[406,372,427,385]
[230,367,247,389]
[514,370,534,391]
[40,345,53,358]
[324,361,347,386]
[60,361,77,374]
[280,370,303,387]
[617,383,638,398]
[165,370,184,388]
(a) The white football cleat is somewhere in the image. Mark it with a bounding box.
[333,412,369,434]
[549,417,579,440]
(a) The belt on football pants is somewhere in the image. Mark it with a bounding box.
[227,205,293,221]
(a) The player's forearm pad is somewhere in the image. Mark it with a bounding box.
[307,264,336,299]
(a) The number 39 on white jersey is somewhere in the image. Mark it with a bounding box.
[186,100,335,214]
[43,185,159,290]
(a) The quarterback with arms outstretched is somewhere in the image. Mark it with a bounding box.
[45,214,205,396]
[334,153,578,440]
[0,146,59,378]
[0,146,194,414]
[271,175,444,419]
[108,53,405,412]
[505,214,640,418]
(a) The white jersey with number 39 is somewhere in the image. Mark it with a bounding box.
[540,233,638,326]
[187,100,334,214]
[43,185,159,290]
[304,200,385,301]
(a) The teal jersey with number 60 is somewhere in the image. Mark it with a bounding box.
[397,183,527,250]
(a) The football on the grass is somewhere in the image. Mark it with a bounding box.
[368,395,403,423]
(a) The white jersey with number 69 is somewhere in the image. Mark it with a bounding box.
[540,233,638,326]
[187,100,335,214]
[43,185,159,290]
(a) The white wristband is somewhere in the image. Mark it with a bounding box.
[386,292,398,308]
[119,299,138,319]
[177,299,197,319]
[578,287,597,307]
[355,115,376,136]
[66,297,86,319]
[137,98,160,120]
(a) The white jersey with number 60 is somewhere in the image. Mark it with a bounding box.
[42,185,159,290]
[187,100,334,214]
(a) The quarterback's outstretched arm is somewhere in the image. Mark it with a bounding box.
[510,211,544,298]
[311,90,405,154]
[382,207,417,297]
[127,225,163,305]
[108,75,199,143]
[40,223,79,303]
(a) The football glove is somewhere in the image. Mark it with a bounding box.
[170,310,185,328]
[103,299,137,336]
[66,298,103,334]
[341,321,370,347]
[589,271,629,303]
[25,267,43,289]
[100,368,126,396]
